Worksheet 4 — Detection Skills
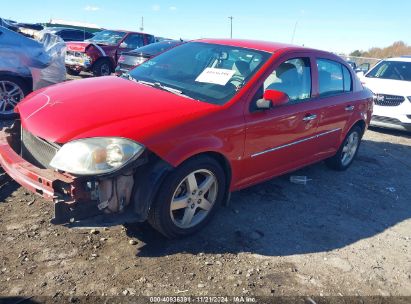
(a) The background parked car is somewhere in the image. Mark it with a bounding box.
[65,30,155,76]
[360,57,411,131]
[115,40,184,76]
[0,26,66,119]
[35,27,94,42]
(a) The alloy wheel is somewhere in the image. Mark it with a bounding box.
[170,169,218,229]
[341,131,360,166]
[0,81,24,115]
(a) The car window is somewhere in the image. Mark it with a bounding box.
[58,30,70,40]
[87,30,126,45]
[366,60,411,81]
[122,34,145,49]
[146,35,156,44]
[58,30,82,41]
[342,65,352,92]
[129,42,270,105]
[132,41,182,56]
[317,59,344,96]
[85,32,94,39]
[263,58,311,103]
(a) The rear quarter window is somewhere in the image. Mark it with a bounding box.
[342,65,352,92]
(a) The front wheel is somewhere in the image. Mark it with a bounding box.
[148,156,226,239]
[92,59,112,77]
[325,125,362,171]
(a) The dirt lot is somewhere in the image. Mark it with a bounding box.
[1,118,411,299]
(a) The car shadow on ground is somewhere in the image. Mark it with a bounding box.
[0,177,19,204]
[369,126,411,139]
[125,139,411,257]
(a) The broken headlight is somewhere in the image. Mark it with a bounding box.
[50,137,144,175]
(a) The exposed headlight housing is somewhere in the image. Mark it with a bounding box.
[50,137,144,175]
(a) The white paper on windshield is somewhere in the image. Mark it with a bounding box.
[195,68,236,86]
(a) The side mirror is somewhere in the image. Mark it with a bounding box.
[256,90,289,110]
[119,42,127,48]
[358,63,370,73]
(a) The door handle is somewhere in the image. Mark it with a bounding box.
[345,105,355,111]
[302,114,317,121]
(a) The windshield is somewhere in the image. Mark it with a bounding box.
[366,60,411,81]
[87,30,126,45]
[128,42,270,104]
[131,40,183,56]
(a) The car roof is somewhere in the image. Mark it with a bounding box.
[385,57,411,63]
[105,29,151,35]
[195,38,308,53]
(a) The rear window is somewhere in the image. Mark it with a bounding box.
[366,60,411,81]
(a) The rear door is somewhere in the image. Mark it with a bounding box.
[312,58,357,154]
[242,53,323,185]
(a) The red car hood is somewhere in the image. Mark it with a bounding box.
[16,76,217,144]
[66,41,116,53]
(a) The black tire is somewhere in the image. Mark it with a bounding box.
[0,75,31,120]
[92,59,112,77]
[325,125,363,171]
[66,68,80,76]
[148,156,226,239]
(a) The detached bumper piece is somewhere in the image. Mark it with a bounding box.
[0,125,102,224]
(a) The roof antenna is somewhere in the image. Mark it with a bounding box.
[140,16,144,32]
[291,21,298,44]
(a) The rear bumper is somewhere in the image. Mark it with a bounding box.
[0,129,74,200]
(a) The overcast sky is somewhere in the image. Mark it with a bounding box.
[2,0,410,54]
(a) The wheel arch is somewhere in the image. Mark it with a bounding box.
[182,151,232,191]
[91,56,115,72]
[0,71,33,92]
[353,119,366,136]
[131,150,233,221]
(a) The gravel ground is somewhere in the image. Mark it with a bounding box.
[1,80,411,299]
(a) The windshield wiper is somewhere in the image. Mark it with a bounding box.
[128,77,194,100]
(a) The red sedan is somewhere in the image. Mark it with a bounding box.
[0,39,373,238]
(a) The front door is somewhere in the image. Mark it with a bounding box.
[240,55,322,187]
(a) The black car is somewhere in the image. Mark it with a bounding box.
[37,27,94,42]
[115,40,184,76]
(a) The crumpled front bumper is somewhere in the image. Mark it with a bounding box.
[0,129,74,199]
[0,126,99,223]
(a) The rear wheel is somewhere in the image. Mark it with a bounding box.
[0,76,30,120]
[326,125,362,171]
[148,156,226,239]
[92,59,112,77]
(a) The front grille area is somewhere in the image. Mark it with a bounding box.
[373,94,405,107]
[66,51,83,57]
[371,115,402,126]
[21,128,60,169]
